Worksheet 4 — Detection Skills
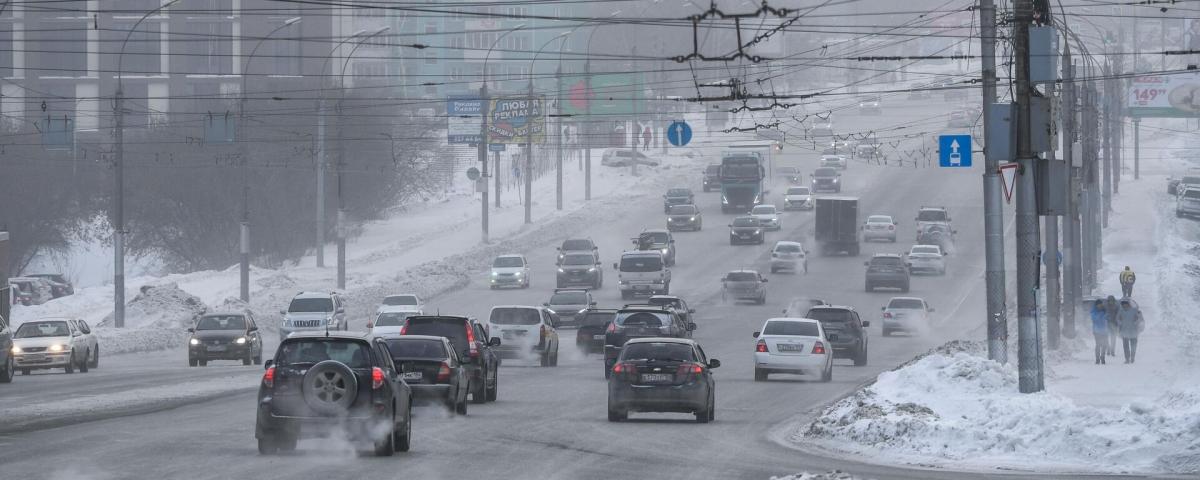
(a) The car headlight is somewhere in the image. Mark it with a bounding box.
[546,309,557,315]
[754,229,762,234]
[189,338,201,346]
[48,344,66,352]
[514,272,523,277]
[558,268,565,273]
[661,248,669,255]
[578,308,588,315]
[587,267,596,272]
[235,337,247,345]
[11,346,21,354]
[491,271,499,277]
[690,216,696,221]
[832,178,839,183]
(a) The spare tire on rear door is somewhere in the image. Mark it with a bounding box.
[303,360,358,415]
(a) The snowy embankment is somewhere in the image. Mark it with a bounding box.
[770,472,866,480]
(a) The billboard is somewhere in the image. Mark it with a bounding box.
[562,73,644,117]
[447,96,483,144]
[487,96,545,145]
[1128,73,1200,118]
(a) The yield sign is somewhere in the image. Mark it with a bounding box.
[999,163,1019,203]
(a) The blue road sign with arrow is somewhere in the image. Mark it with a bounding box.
[938,134,972,167]
[667,121,692,147]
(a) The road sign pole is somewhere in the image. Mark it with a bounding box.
[979,0,1008,364]
[525,82,534,224]
[1133,117,1140,180]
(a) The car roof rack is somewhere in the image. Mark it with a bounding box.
[553,287,589,293]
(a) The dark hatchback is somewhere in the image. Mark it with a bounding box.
[663,188,695,213]
[805,305,869,366]
[811,167,841,193]
[729,216,764,245]
[400,316,500,404]
[187,313,264,366]
[576,308,616,354]
[604,306,695,378]
[255,332,412,456]
[703,164,721,192]
[382,335,469,415]
[607,338,720,423]
[556,252,603,289]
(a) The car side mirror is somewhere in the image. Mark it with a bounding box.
[489,337,501,347]
[612,262,619,270]
[542,302,550,307]
[187,327,195,333]
[264,359,274,370]
[753,331,760,338]
[708,359,721,369]
[880,306,886,311]
[249,326,258,332]
[687,322,697,331]
[688,308,695,314]
[279,310,287,315]
[862,321,871,327]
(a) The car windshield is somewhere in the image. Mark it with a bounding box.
[732,217,758,227]
[615,311,669,327]
[619,256,663,272]
[871,257,905,267]
[549,292,587,305]
[917,210,949,221]
[751,205,776,215]
[641,232,668,244]
[705,165,721,174]
[375,312,416,327]
[867,216,892,224]
[277,339,371,368]
[1182,176,1200,185]
[669,205,697,215]
[814,167,836,177]
[726,272,758,281]
[561,254,594,266]
[620,342,695,362]
[667,189,690,197]
[775,243,803,253]
[763,321,820,337]
[493,256,524,268]
[288,297,333,313]
[490,308,541,325]
[382,295,418,306]
[1185,190,1200,200]
[787,187,810,195]
[384,338,447,359]
[561,239,592,251]
[911,246,940,255]
[807,309,855,323]
[888,299,925,309]
[195,315,246,330]
[582,312,616,327]
[14,321,70,338]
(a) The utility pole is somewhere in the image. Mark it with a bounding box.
[336,97,346,290]
[1062,54,1080,339]
[494,148,501,208]
[1014,0,1043,393]
[631,45,639,177]
[584,59,592,200]
[1133,117,1140,180]
[1101,62,1112,229]
[113,77,126,328]
[978,0,1007,364]
[524,77,534,224]
[1045,58,1061,350]
[479,82,490,242]
[556,64,563,210]
[316,99,326,267]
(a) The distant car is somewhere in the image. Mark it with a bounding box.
[544,289,596,328]
[576,308,616,355]
[607,338,719,423]
[728,216,765,245]
[908,82,931,100]
[811,122,833,137]
[8,277,53,306]
[377,294,423,315]
[369,310,420,336]
[776,166,802,184]
[915,206,954,240]
[381,335,470,415]
[906,244,947,275]
[402,315,501,403]
[0,313,12,383]
[822,141,851,156]
[633,229,676,267]
[666,204,703,232]
[865,253,911,292]
[703,164,721,192]
[783,298,828,317]
[255,332,413,456]
[855,144,882,162]
[28,273,73,298]
[783,186,814,211]
[11,318,95,374]
[490,254,531,289]
[603,305,696,377]
[947,110,974,128]
[820,155,847,170]
[770,241,808,274]
[188,312,263,366]
[279,291,347,339]
[1167,174,1200,195]
[862,214,898,243]
[487,306,560,367]
[721,270,768,304]
[663,188,695,213]
[1178,187,1200,218]
[557,252,603,289]
[558,237,599,264]
[858,97,882,115]
[881,297,934,337]
[804,305,869,366]
[601,149,659,167]
[811,167,841,193]
[646,295,696,326]
[750,204,782,231]
[753,318,832,382]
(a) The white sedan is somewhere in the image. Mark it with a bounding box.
[753,318,832,382]
[906,244,946,275]
[862,215,898,242]
[821,155,848,170]
[750,204,782,231]
[881,296,934,336]
[369,307,422,336]
[770,241,808,274]
[783,186,814,211]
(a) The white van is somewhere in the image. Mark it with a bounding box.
[613,251,671,300]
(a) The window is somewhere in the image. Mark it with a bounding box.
[352,61,386,78]
[490,308,541,325]
[0,25,12,77]
[270,37,302,76]
[196,315,247,330]
[32,20,88,77]
[888,298,926,309]
[618,256,662,272]
[763,321,820,337]
[449,35,464,51]
[619,342,695,362]
[449,66,464,80]
[549,292,587,305]
[384,338,447,359]
[288,297,333,313]
[375,312,416,326]
[383,295,419,306]
[112,21,162,76]
[188,21,234,75]
[278,339,371,368]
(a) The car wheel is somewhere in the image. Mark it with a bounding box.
[257,436,280,455]
[254,352,263,365]
[78,352,89,373]
[394,405,412,453]
[540,351,550,367]
[198,359,208,367]
[854,345,868,366]
[455,395,468,415]
[277,434,297,453]
[770,267,777,273]
[486,374,498,402]
[607,405,627,422]
[865,283,873,292]
[882,329,891,337]
[821,363,833,382]
[89,347,99,369]
[0,357,13,383]
[65,353,75,374]
[373,412,396,457]
[901,283,910,293]
[695,403,711,423]
[21,369,30,376]
[550,350,559,367]
[243,351,253,366]
[471,378,487,404]
[754,368,767,381]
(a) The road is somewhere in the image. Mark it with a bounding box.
[0,101,1147,480]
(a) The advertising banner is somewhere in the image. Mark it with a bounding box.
[446,96,483,144]
[487,96,545,145]
[1127,73,1200,118]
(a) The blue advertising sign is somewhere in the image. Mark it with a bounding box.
[447,96,483,144]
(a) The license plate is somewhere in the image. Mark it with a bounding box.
[207,345,226,352]
[593,335,605,340]
[502,331,516,339]
[402,372,423,381]
[777,343,804,352]
[634,285,649,290]
[23,353,44,361]
[640,373,673,383]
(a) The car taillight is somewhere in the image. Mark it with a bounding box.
[756,340,768,353]
[465,325,479,357]
[612,363,625,374]
[883,312,893,319]
[436,362,451,382]
[606,322,617,334]
[812,341,826,355]
[399,323,408,335]
[262,367,275,388]
[372,367,385,390]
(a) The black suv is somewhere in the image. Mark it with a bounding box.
[804,305,869,366]
[729,216,764,245]
[576,308,616,355]
[187,312,264,366]
[255,332,412,456]
[0,314,12,383]
[702,164,721,192]
[663,188,695,213]
[864,254,911,292]
[603,305,696,378]
[400,315,501,404]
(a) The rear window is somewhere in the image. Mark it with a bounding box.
[582,311,615,327]
[196,315,246,330]
[640,232,669,243]
[807,308,855,323]
[619,255,663,272]
[763,321,820,337]
[647,297,682,309]
[871,257,905,267]
[561,239,592,251]
[383,295,418,306]
[867,216,892,223]
[614,311,668,327]
[774,243,802,253]
[705,165,721,174]
[787,187,810,195]
[619,342,695,362]
[489,308,541,325]
[669,205,697,215]
[751,205,776,214]
[403,318,468,343]
[1181,176,1200,185]
[375,311,416,326]
[911,246,940,255]
[888,298,925,309]
[384,338,447,359]
[917,210,948,221]
[550,292,587,305]
[277,339,371,368]
[667,188,690,196]
[726,272,758,281]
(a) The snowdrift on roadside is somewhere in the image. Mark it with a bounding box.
[90,283,208,354]
[771,472,867,480]
[798,350,1200,475]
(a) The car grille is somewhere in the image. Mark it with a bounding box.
[292,320,323,328]
[21,346,47,353]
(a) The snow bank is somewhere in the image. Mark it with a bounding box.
[771,472,868,480]
[796,348,1200,475]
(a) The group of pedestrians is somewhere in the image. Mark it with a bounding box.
[1090,267,1145,365]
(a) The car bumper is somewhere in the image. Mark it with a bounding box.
[12,352,73,369]
[771,258,800,270]
[256,401,391,442]
[409,384,454,401]
[280,325,333,339]
[759,220,781,230]
[783,200,813,210]
[909,262,944,274]
[726,289,763,300]
[667,220,700,230]
[1178,204,1200,216]
[864,231,895,241]
[490,276,525,287]
[556,273,598,287]
[754,352,827,375]
[811,183,838,192]
[493,341,549,359]
[608,382,709,412]
[189,343,252,360]
[867,275,908,286]
[618,282,666,293]
[729,233,763,244]
[883,319,922,332]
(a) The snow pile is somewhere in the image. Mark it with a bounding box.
[798,349,1200,474]
[89,283,208,354]
[770,472,868,480]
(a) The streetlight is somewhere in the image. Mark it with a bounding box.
[484,24,526,209]
[524,33,570,224]
[238,16,301,302]
[113,0,179,328]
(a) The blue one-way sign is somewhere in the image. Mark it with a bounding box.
[667,120,692,147]
[938,134,973,167]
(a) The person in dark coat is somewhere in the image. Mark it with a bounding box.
[1104,295,1120,356]
[1090,299,1108,364]
[1116,299,1143,363]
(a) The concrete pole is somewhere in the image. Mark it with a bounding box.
[1134,118,1140,180]
[113,85,125,328]
[525,79,534,224]
[978,0,1008,364]
[480,83,490,242]
[556,64,563,210]
[316,100,326,267]
[1062,58,1080,338]
[631,45,639,177]
[494,149,501,207]
[584,59,592,200]
[1102,63,1112,229]
[1013,0,1044,393]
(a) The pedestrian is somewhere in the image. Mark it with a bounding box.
[642,127,652,151]
[1090,299,1108,365]
[1104,295,1119,356]
[1116,299,1143,364]
[1119,266,1136,298]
